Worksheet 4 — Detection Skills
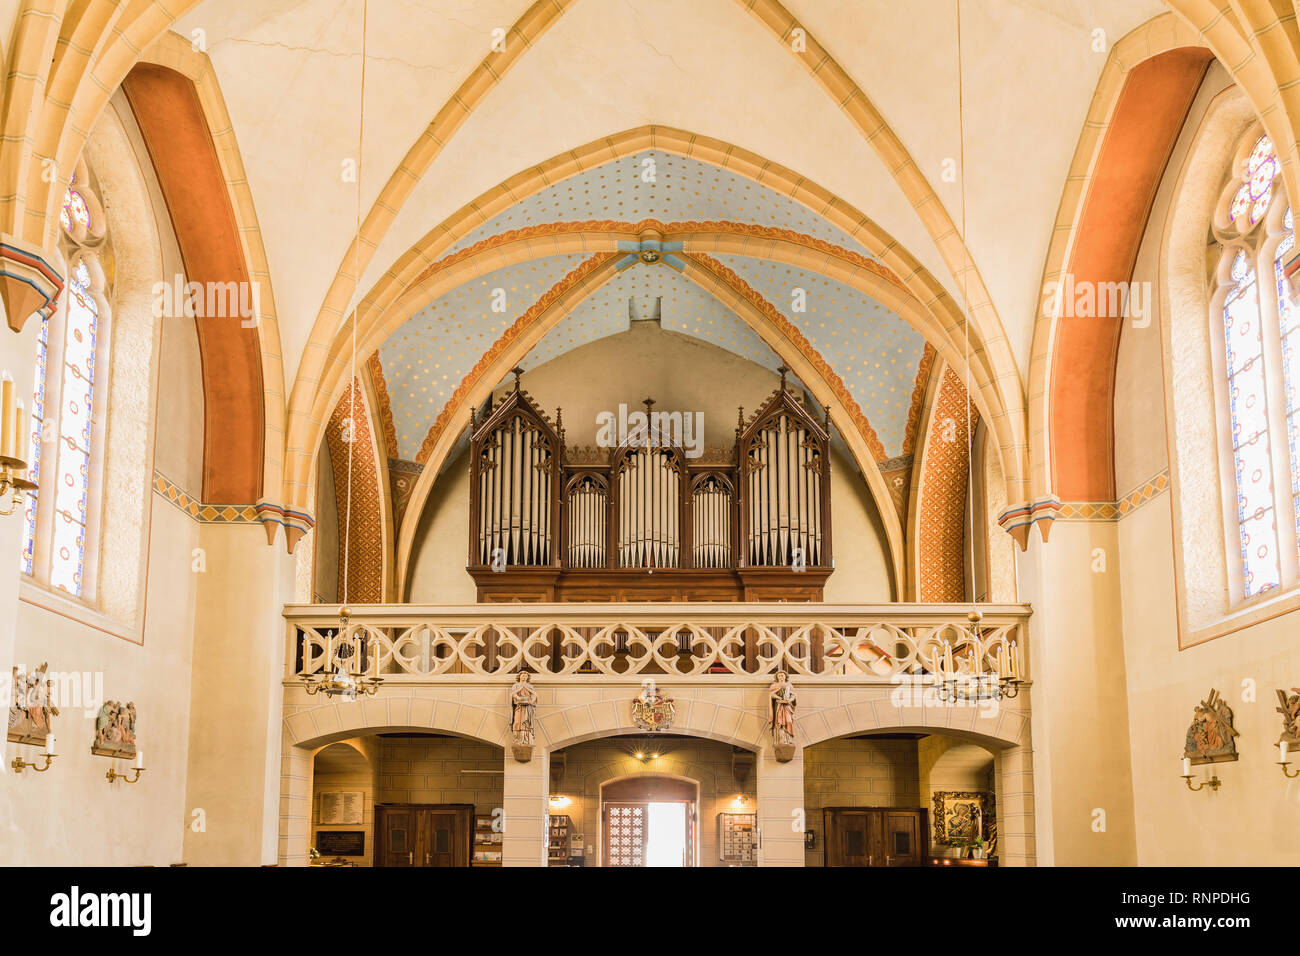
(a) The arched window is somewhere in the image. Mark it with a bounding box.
[1209,130,1299,603]
[22,158,112,600]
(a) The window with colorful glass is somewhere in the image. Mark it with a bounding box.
[22,159,110,599]
[1210,130,1300,602]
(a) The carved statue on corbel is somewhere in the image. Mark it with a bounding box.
[510,672,538,762]
[768,670,797,762]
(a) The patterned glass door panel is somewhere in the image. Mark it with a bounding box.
[604,802,647,867]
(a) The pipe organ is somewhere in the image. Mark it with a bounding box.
[468,368,832,601]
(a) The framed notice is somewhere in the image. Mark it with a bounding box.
[316,830,365,856]
[318,791,365,825]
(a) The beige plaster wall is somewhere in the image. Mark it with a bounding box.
[1109,63,1300,866]
[406,323,894,601]
[4,498,200,865]
[1,92,206,866]
[1017,519,1137,865]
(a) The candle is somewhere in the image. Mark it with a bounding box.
[944,641,954,677]
[14,398,25,466]
[1182,756,1191,777]
[998,645,1008,679]
[0,371,13,459]
[135,749,144,770]
[45,734,55,756]
[1282,740,1290,762]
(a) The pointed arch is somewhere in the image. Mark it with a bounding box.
[282,127,1031,527]
[1027,13,1213,523]
[324,378,387,604]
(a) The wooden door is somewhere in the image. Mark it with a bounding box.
[423,808,469,867]
[376,805,471,867]
[824,809,873,866]
[377,807,418,867]
[824,808,926,867]
[603,802,648,867]
[883,811,924,866]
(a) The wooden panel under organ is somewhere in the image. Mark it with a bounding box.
[468,368,833,601]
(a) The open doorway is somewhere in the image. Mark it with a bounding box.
[601,775,698,867]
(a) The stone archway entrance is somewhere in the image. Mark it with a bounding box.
[600,775,700,867]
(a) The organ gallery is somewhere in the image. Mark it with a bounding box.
[0,2,1295,929]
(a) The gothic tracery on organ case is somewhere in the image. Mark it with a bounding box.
[467,369,833,602]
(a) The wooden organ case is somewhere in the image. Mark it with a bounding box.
[467,369,833,602]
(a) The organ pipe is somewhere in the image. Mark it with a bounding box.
[469,367,829,577]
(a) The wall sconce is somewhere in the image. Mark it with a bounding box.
[106,750,145,784]
[10,735,57,774]
[1278,741,1299,779]
[1181,757,1221,792]
[0,371,37,516]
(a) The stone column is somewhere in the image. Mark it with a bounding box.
[503,750,550,867]
[182,522,297,865]
[996,741,1037,866]
[756,746,805,866]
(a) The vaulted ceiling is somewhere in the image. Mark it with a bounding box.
[172,0,1166,389]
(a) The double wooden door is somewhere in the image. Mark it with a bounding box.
[375,804,472,867]
[823,808,927,867]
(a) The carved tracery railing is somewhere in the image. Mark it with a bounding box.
[286,604,1030,682]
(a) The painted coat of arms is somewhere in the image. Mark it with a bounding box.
[632,682,675,732]
[92,700,137,759]
[7,663,59,746]
[1183,688,1239,765]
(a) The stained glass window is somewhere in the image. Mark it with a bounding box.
[1230,134,1279,228]
[1223,249,1280,595]
[23,168,108,601]
[1277,208,1300,555]
[1212,132,1300,604]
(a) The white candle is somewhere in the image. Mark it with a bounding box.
[1281,740,1289,762]
[0,371,13,459]
[1182,756,1191,777]
[45,734,55,756]
[14,398,26,465]
[135,749,143,770]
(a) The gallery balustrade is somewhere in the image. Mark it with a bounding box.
[283,603,1031,685]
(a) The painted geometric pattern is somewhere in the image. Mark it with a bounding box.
[1057,470,1170,521]
[325,379,383,604]
[523,262,779,371]
[378,254,587,459]
[711,254,926,458]
[449,151,870,258]
[152,471,260,522]
[917,367,976,603]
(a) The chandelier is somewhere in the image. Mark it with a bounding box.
[301,607,382,698]
[935,611,1024,704]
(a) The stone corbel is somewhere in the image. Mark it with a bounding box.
[255,500,314,552]
[1,236,63,333]
[997,496,1062,550]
